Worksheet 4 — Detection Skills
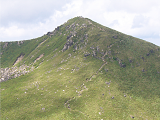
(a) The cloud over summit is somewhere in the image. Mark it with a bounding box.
[0,0,160,46]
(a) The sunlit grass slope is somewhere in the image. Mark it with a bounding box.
[1,16,160,120]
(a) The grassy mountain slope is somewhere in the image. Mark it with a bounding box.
[1,16,160,120]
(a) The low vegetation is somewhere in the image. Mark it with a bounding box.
[1,16,160,119]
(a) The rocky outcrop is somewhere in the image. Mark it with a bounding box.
[112,35,118,39]
[13,54,24,65]
[117,58,126,68]
[0,65,34,82]
[3,42,8,48]
[74,44,78,50]
[17,41,24,45]
[67,34,72,40]
[146,53,150,56]
[1,53,43,82]
[62,39,73,52]
[129,59,132,63]
[84,53,90,57]
[119,62,126,68]
[34,54,44,63]
[62,25,78,52]
[46,32,54,36]
[62,33,75,52]
[46,26,61,37]
[140,56,144,61]
[92,50,96,56]
[146,49,154,56]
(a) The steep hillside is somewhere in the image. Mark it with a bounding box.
[1,16,160,120]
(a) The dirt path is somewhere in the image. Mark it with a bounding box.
[64,50,108,117]
[63,39,117,116]
[64,96,89,118]
[88,50,108,81]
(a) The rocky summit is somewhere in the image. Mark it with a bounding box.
[1,16,160,120]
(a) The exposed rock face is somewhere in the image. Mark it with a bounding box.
[90,46,94,50]
[1,54,44,82]
[62,40,73,52]
[146,53,150,56]
[105,81,110,84]
[92,50,96,56]
[67,34,72,39]
[142,69,145,72]
[105,69,108,72]
[141,56,144,61]
[84,53,90,57]
[46,32,53,36]
[62,23,88,52]
[34,54,44,63]
[62,30,77,52]
[3,42,8,48]
[0,65,34,82]
[62,33,74,52]
[150,49,154,53]
[46,29,59,37]
[112,35,118,39]
[119,62,126,68]
[129,59,132,63]
[74,44,78,50]
[13,54,24,65]
[96,46,99,52]
[17,41,24,45]
[108,51,111,55]
[117,58,126,68]
[55,26,60,31]
[147,49,154,56]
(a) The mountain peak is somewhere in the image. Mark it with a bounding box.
[1,17,160,120]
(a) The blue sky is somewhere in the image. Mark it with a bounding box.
[0,0,160,46]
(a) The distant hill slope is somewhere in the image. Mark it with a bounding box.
[1,16,160,120]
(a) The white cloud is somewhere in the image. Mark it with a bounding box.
[0,25,25,38]
[106,0,160,13]
[0,0,160,46]
[132,15,149,28]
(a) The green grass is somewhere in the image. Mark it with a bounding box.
[1,16,160,119]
